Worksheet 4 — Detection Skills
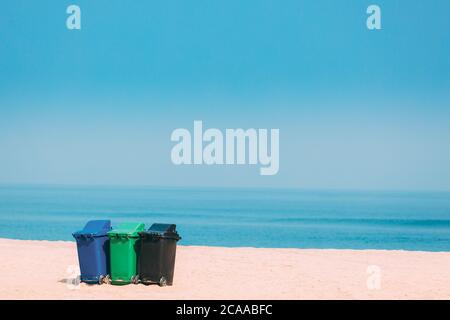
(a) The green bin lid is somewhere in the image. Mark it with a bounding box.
[107,222,145,238]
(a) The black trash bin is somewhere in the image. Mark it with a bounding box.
[138,223,181,286]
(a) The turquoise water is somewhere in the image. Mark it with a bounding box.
[0,185,449,251]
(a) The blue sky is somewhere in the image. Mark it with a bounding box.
[0,1,449,190]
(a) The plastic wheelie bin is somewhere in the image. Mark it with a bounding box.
[107,222,145,285]
[72,220,111,284]
[138,223,181,286]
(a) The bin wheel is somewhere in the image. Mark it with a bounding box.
[131,275,139,285]
[98,275,105,285]
[158,276,167,287]
[103,275,112,285]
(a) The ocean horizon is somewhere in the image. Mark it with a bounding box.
[0,184,449,252]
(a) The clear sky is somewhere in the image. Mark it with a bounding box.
[0,0,449,190]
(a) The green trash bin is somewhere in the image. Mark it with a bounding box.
[107,222,145,285]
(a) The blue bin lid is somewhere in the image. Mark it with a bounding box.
[72,220,111,238]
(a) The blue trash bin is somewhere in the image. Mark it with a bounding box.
[72,220,111,284]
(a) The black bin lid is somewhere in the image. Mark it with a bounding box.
[140,223,181,241]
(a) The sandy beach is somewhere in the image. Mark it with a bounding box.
[0,238,449,300]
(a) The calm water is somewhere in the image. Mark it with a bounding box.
[0,185,450,251]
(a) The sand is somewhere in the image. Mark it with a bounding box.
[0,238,449,300]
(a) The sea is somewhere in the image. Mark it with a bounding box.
[0,185,449,251]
